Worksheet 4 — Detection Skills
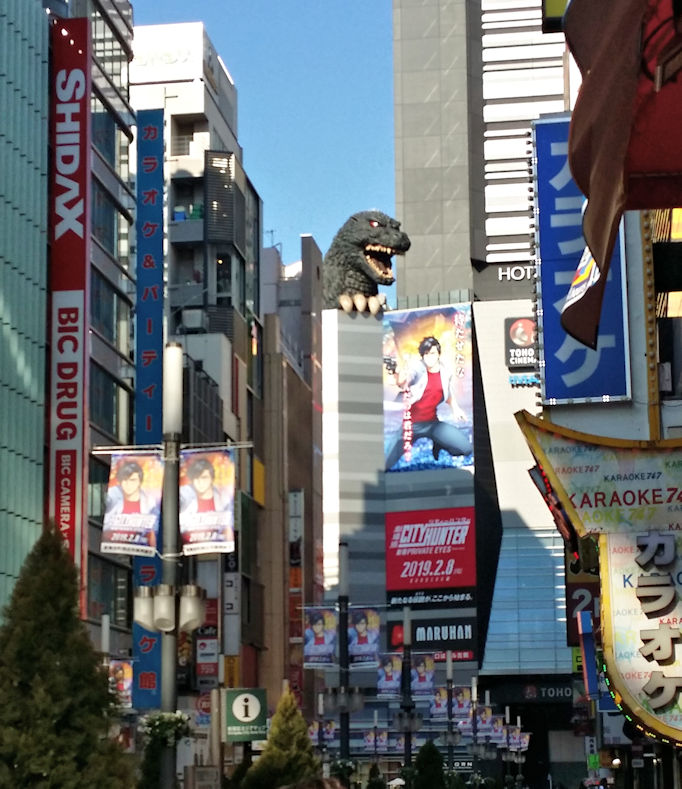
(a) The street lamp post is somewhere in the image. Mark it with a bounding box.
[318,692,326,758]
[401,606,414,771]
[133,344,206,786]
[392,605,423,786]
[441,649,462,773]
[338,541,350,762]
[373,709,379,764]
[160,342,183,787]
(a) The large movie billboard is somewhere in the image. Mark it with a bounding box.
[386,507,476,609]
[383,305,473,472]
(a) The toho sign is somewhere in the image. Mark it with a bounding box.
[224,689,267,742]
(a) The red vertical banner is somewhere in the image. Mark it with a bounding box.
[47,17,91,614]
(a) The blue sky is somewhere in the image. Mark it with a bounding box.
[131,0,395,265]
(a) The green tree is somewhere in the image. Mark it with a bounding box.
[444,771,467,789]
[413,739,446,789]
[241,687,320,789]
[0,526,134,787]
[366,762,387,789]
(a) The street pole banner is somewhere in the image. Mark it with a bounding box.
[108,659,133,708]
[376,653,402,699]
[101,452,163,556]
[179,449,236,555]
[348,607,380,669]
[303,606,338,668]
[410,653,436,697]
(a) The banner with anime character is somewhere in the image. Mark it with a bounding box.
[377,653,402,699]
[410,653,436,697]
[348,607,380,668]
[303,606,338,667]
[179,449,235,555]
[102,452,163,556]
[109,659,133,708]
[383,304,473,473]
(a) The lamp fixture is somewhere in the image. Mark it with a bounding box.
[133,583,206,634]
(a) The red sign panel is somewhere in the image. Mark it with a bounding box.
[47,16,91,611]
[385,507,476,609]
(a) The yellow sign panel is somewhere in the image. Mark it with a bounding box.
[542,0,568,31]
[224,655,240,688]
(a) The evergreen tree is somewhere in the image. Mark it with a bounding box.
[413,739,446,789]
[366,762,387,789]
[241,687,320,789]
[0,526,134,787]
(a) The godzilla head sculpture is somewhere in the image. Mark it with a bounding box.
[323,210,411,315]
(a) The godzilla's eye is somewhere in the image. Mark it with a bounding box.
[369,220,380,228]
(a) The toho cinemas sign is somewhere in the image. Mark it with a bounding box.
[517,410,682,742]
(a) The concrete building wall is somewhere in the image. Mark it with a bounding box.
[393,0,486,299]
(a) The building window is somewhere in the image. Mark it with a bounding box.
[91,94,129,182]
[91,8,130,94]
[91,269,131,355]
[88,457,110,522]
[92,179,120,257]
[88,554,130,627]
[90,362,130,443]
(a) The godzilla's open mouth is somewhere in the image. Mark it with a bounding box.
[364,243,398,283]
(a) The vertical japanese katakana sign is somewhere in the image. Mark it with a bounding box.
[132,108,164,709]
[533,114,631,404]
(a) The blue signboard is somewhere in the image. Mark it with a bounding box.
[133,108,165,709]
[534,115,631,404]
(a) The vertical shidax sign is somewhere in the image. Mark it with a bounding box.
[48,17,91,609]
[383,304,473,472]
[101,453,164,556]
[533,114,631,403]
[179,449,236,555]
[133,108,164,710]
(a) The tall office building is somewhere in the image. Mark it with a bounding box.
[0,0,49,609]
[0,1,136,649]
[392,1,576,783]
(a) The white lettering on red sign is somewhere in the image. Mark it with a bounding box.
[54,69,86,240]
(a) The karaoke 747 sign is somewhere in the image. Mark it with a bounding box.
[517,410,682,743]
[224,688,267,742]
